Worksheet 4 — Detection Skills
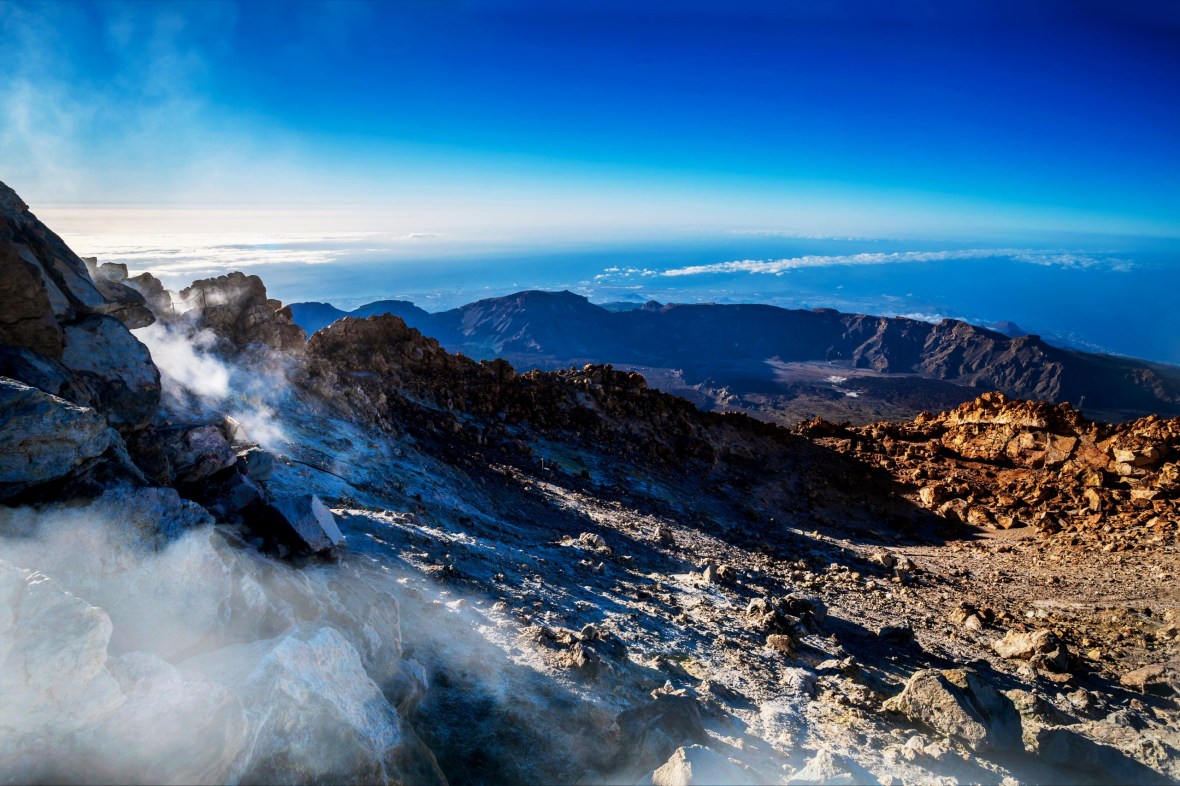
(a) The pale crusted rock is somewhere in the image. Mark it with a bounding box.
[76,652,247,785]
[180,624,425,785]
[883,667,1022,753]
[0,560,124,747]
[786,749,879,785]
[648,745,754,786]
[0,378,109,496]
[61,314,160,430]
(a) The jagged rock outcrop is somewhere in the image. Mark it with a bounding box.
[302,313,812,471]
[85,258,155,329]
[0,180,161,432]
[795,391,1180,550]
[173,272,305,353]
[290,290,1180,421]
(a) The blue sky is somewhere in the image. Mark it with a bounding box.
[3,0,1179,241]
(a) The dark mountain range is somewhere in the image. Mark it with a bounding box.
[288,299,430,337]
[289,290,1180,423]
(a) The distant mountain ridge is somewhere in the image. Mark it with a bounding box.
[288,299,429,337]
[288,290,1180,423]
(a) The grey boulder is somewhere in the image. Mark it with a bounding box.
[62,314,160,431]
[0,378,109,497]
[270,493,344,553]
[883,667,1022,753]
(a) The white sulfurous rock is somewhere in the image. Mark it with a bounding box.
[180,624,410,784]
[0,489,226,660]
[0,378,110,497]
[271,493,345,553]
[62,314,161,430]
[786,749,879,785]
[0,560,125,761]
[77,652,248,785]
[647,745,754,786]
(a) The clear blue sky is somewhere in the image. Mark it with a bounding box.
[3,0,1179,240]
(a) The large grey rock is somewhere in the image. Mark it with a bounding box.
[0,378,109,496]
[883,667,1022,753]
[270,494,344,553]
[236,445,275,482]
[62,314,161,430]
[0,180,107,321]
[0,346,92,404]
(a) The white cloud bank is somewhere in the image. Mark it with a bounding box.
[658,248,1133,277]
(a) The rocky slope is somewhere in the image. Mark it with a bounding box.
[1,180,1178,785]
[290,290,1180,425]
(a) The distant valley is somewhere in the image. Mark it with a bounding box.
[289,291,1180,425]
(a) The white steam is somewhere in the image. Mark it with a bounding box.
[0,488,421,785]
[137,323,230,401]
[135,322,288,449]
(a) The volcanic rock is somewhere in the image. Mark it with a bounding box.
[174,272,305,353]
[883,667,1022,753]
[181,624,439,785]
[0,379,110,498]
[992,629,1071,673]
[648,745,753,786]
[616,694,709,769]
[268,493,344,553]
[60,315,160,431]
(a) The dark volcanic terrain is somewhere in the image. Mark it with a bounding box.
[2,179,1178,785]
[291,290,1180,426]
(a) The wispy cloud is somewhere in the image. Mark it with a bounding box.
[657,248,1133,277]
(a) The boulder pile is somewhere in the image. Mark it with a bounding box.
[795,391,1180,549]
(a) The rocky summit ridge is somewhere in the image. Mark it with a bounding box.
[1,180,1178,786]
[290,288,1180,426]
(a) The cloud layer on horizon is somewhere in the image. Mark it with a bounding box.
[657,249,1133,277]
